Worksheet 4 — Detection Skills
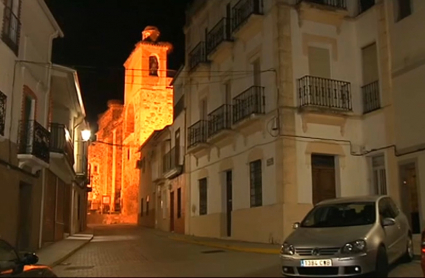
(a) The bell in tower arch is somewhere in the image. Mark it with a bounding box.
[149,56,159,76]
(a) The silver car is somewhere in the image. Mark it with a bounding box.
[280,196,414,277]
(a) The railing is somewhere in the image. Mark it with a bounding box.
[50,123,74,166]
[233,86,265,124]
[188,120,208,148]
[163,146,181,173]
[232,0,264,32]
[208,104,232,137]
[189,42,208,71]
[174,95,184,120]
[362,80,380,114]
[1,6,21,55]
[296,0,347,9]
[298,76,352,111]
[18,120,50,164]
[206,18,232,56]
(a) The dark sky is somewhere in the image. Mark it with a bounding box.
[45,0,191,130]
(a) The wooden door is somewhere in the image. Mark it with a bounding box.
[311,155,336,205]
[226,171,233,237]
[170,191,175,232]
[400,165,420,233]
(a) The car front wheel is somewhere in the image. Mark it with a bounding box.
[375,246,389,277]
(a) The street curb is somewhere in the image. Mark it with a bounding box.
[169,236,280,255]
[49,235,94,268]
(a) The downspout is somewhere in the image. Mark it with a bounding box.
[38,30,59,248]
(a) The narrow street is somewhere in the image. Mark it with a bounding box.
[52,225,422,277]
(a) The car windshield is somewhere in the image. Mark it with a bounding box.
[301,202,376,228]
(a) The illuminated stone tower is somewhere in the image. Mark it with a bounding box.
[121,26,173,218]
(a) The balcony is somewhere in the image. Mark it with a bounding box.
[75,154,90,187]
[188,42,209,72]
[297,0,347,9]
[232,0,263,39]
[297,76,352,112]
[162,146,183,179]
[50,123,74,167]
[187,120,208,155]
[17,120,50,174]
[208,104,232,144]
[295,0,348,29]
[362,80,380,114]
[233,86,265,125]
[206,18,232,61]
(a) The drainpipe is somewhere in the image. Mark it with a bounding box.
[38,29,59,248]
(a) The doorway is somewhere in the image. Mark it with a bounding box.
[311,154,336,205]
[400,163,421,234]
[170,191,175,232]
[225,170,233,237]
[17,182,32,251]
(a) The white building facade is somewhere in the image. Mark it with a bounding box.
[183,0,417,244]
[0,0,63,250]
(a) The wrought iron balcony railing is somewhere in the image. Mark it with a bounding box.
[232,0,264,32]
[362,80,380,114]
[189,42,208,71]
[232,86,265,124]
[297,0,347,9]
[188,120,208,148]
[206,18,232,56]
[208,104,232,137]
[1,5,21,55]
[162,146,181,173]
[298,76,352,111]
[0,91,6,136]
[18,120,50,164]
[50,123,75,166]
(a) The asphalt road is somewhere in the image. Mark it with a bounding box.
[52,225,422,277]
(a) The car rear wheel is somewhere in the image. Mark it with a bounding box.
[375,246,389,277]
[402,234,414,263]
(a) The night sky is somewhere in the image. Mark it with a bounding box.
[45,0,192,130]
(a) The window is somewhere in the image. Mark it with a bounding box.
[224,82,231,104]
[141,198,144,216]
[0,91,6,136]
[1,0,21,55]
[200,98,208,120]
[141,158,146,173]
[250,160,262,207]
[252,59,261,86]
[128,149,130,160]
[379,198,396,219]
[371,155,387,195]
[396,0,412,21]
[199,178,207,215]
[177,188,182,218]
[358,0,375,14]
[93,164,99,174]
[149,56,159,76]
[146,198,149,215]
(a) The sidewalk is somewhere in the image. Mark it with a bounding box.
[37,229,94,267]
[165,229,422,257]
[158,230,281,255]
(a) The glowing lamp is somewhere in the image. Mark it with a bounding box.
[81,129,91,141]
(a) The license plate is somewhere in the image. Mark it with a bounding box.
[301,259,332,267]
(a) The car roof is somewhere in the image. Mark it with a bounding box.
[317,195,388,206]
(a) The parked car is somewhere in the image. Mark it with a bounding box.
[0,239,57,277]
[280,195,413,277]
[421,229,425,276]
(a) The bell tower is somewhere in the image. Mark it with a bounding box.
[120,26,174,218]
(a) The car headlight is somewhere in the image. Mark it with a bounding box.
[342,240,367,254]
[280,242,295,255]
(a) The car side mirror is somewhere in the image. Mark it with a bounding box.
[293,222,300,229]
[382,217,396,227]
[22,253,39,265]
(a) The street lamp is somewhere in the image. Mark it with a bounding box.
[81,129,91,141]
